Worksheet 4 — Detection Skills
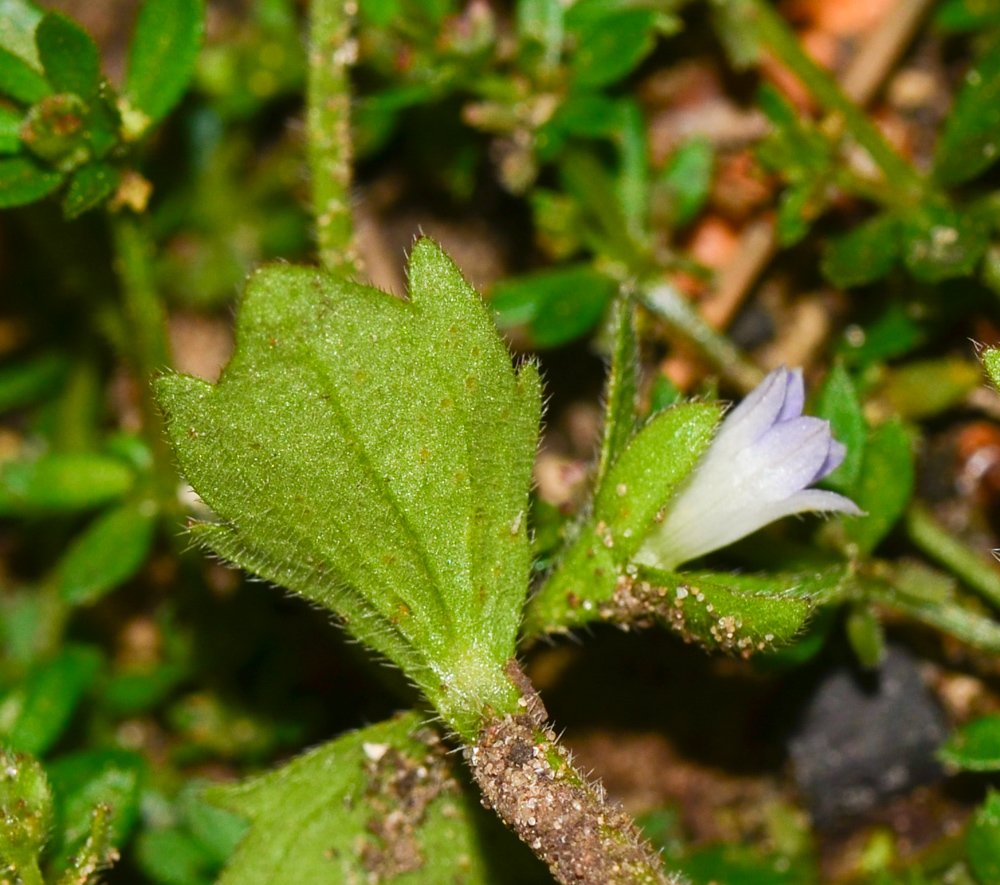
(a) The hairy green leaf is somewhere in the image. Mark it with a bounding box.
[125,0,205,129]
[628,566,814,655]
[157,240,541,739]
[35,11,99,97]
[208,712,543,885]
[523,403,720,635]
[981,345,1000,391]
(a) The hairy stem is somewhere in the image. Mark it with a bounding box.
[467,663,678,885]
[308,0,360,275]
[640,282,764,393]
[110,214,177,509]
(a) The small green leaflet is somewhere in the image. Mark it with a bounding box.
[208,712,546,885]
[156,240,541,740]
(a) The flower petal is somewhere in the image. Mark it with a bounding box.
[816,438,846,482]
[735,416,833,499]
[777,368,805,423]
[710,367,789,457]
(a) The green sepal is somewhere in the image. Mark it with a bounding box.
[156,240,541,740]
[524,402,719,635]
[207,712,541,885]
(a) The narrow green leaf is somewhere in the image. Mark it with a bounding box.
[939,715,1000,771]
[842,418,914,556]
[208,713,541,885]
[56,501,156,607]
[845,603,885,668]
[0,453,134,515]
[935,40,1000,186]
[125,0,205,127]
[813,364,865,493]
[968,790,1000,884]
[62,160,118,219]
[593,297,639,491]
[822,213,901,289]
[491,264,616,348]
[0,745,51,884]
[0,45,49,103]
[710,0,760,69]
[35,11,99,96]
[658,137,713,228]
[0,351,66,411]
[156,240,541,739]
[568,8,657,88]
[1,645,102,756]
[0,154,61,208]
[0,105,22,152]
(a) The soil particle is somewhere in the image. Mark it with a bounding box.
[467,710,678,885]
[360,728,458,882]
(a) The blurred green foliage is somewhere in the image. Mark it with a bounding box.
[4,0,1000,882]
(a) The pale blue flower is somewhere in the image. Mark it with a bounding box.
[635,367,863,571]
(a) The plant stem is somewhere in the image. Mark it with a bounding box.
[640,282,764,393]
[748,0,926,204]
[468,663,680,885]
[905,502,1000,612]
[111,214,176,509]
[308,0,360,275]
